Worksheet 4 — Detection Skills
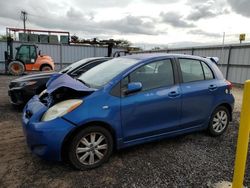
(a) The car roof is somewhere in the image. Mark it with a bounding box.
[83,56,112,60]
[123,53,208,62]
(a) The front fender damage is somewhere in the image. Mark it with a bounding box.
[40,74,95,107]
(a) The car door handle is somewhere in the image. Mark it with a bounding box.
[168,91,180,98]
[208,85,217,91]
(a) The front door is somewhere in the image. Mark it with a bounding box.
[121,58,182,141]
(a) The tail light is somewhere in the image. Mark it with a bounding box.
[226,80,233,90]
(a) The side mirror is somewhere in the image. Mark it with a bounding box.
[125,82,142,94]
[38,50,41,56]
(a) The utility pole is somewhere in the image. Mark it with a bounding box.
[21,11,28,33]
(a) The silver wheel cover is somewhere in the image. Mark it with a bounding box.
[76,132,108,165]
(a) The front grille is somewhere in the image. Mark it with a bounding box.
[8,90,23,104]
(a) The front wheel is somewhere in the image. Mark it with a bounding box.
[208,106,230,136]
[68,126,113,170]
[8,61,25,76]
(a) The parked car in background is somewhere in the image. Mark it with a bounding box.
[8,57,112,105]
[22,53,234,170]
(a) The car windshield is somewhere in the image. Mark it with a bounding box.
[59,58,100,73]
[78,57,139,89]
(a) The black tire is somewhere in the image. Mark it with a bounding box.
[208,106,230,136]
[68,126,113,170]
[8,61,25,76]
[41,65,52,71]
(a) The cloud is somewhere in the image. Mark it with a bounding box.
[71,0,133,8]
[160,12,195,28]
[99,15,161,35]
[66,7,85,19]
[0,0,163,36]
[0,0,63,21]
[227,0,250,17]
[31,14,160,36]
[0,0,248,46]
[188,29,221,38]
[145,0,178,4]
[186,0,230,20]
[186,5,217,20]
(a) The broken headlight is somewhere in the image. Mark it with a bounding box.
[41,99,83,122]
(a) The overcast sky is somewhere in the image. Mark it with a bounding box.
[0,0,249,48]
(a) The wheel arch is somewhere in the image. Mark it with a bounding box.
[61,121,116,162]
[39,63,53,71]
[214,103,233,121]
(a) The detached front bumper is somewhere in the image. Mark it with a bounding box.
[22,96,75,161]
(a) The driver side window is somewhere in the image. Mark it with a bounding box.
[122,59,174,93]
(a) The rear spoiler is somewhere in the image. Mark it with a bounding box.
[206,57,219,65]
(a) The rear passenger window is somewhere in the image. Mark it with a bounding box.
[179,59,204,82]
[201,61,214,80]
[123,59,174,92]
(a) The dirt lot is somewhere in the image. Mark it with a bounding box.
[0,75,249,187]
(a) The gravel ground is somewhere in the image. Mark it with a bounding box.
[0,75,249,188]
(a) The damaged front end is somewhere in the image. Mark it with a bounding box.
[22,74,97,160]
[39,73,96,107]
[39,86,94,107]
[24,73,96,123]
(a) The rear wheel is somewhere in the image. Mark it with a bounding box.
[8,61,25,76]
[208,106,230,136]
[41,65,52,71]
[68,126,113,170]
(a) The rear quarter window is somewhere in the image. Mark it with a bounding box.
[201,61,214,80]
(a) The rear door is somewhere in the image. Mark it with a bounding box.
[121,58,182,141]
[177,58,217,129]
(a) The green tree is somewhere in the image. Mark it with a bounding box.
[71,35,79,43]
[116,39,132,47]
[0,35,7,41]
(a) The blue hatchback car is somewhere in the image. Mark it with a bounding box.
[22,53,234,170]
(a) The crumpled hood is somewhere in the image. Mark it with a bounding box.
[46,73,96,94]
